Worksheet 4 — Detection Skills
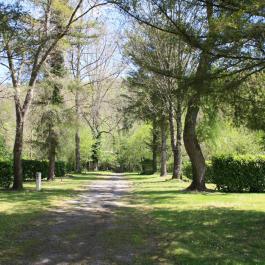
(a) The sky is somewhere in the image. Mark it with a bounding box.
[0,0,132,85]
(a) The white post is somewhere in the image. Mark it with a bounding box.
[36,172,42,191]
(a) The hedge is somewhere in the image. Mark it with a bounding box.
[212,155,265,192]
[140,159,154,175]
[0,159,70,189]
[0,161,13,189]
[183,160,213,183]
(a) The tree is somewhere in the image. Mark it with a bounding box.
[124,25,197,179]
[114,0,265,190]
[0,0,104,189]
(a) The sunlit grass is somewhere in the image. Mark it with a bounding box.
[0,172,109,257]
[125,173,265,265]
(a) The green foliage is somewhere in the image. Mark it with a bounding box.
[0,161,12,189]
[183,160,213,183]
[115,124,152,171]
[0,160,70,188]
[232,72,265,131]
[22,160,69,180]
[0,136,11,161]
[212,155,265,192]
[80,128,94,165]
[198,114,263,158]
[140,159,154,175]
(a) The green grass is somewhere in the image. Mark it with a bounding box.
[1,172,265,265]
[0,172,109,258]
[124,174,265,265]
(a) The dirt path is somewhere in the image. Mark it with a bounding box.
[10,174,142,265]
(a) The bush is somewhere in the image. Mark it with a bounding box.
[22,160,49,180]
[212,155,265,192]
[0,161,12,189]
[141,159,154,175]
[183,160,213,183]
[22,160,68,180]
[0,160,69,187]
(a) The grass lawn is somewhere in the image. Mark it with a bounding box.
[0,172,109,259]
[123,174,265,265]
[1,172,265,265]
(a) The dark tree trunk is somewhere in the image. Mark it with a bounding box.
[183,96,206,191]
[174,99,182,179]
[75,89,81,173]
[48,128,56,181]
[75,42,81,173]
[152,118,158,173]
[48,146,56,181]
[75,129,81,173]
[160,115,167,177]
[12,109,24,190]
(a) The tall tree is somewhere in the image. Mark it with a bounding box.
[0,0,102,189]
[115,0,265,190]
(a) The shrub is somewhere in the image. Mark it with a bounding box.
[183,160,213,183]
[0,160,69,188]
[212,155,265,192]
[0,161,13,189]
[141,159,154,175]
[55,161,67,177]
[22,160,49,180]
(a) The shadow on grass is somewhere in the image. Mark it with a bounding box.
[149,207,265,265]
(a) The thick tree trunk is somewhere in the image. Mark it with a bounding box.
[12,110,24,190]
[11,87,34,190]
[160,115,167,177]
[152,118,158,173]
[183,96,206,191]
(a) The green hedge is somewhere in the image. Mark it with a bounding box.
[0,159,69,189]
[140,159,154,175]
[212,155,265,192]
[0,161,13,189]
[22,160,67,180]
[183,160,213,183]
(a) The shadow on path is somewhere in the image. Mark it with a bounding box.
[2,175,140,265]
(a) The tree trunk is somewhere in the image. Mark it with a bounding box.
[152,118,158,173]
[160,115,167,177]
[169,101,182,179]
[48,146,56,181]
[75,129,81,173]
[169,102,177,178]
[75,89,81,173]
[48,128,56,181]
[174,99,182,179]
[12,109,24,190]
[183,96,206,191]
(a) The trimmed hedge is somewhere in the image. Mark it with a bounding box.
[0,161,12,189]
[22,160,67,180]
[212,155,265,192]
[183,160,213,183]
[0,159,69,189]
